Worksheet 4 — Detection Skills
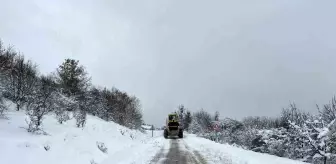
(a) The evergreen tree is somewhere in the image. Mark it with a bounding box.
[56,59,91,97]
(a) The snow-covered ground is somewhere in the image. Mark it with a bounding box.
[0,102,163,164]
[183,134,308,164]
[0,102,308,164]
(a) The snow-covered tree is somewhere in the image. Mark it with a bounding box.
[25,75,57,133]
[319,97,336,126]
[288,117,336,163]
[177,104,185,124]
[216,118,245,145]
[99,87,143,129]
[0,43,15,117]
[0,43,17,88]
[74,91,91,128]
[184,111,192,131]
[189,116,202,134]
[5,55,38,111]
[124,96,143,129]
[56,59,91,98]
[214,111,220,121]
[55,58,91,127]
[281,103,311,127]
[87,87,106,117]
[190,109,212,135]
[0,92,7,117]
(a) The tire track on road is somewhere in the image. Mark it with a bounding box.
[150,138,207,164]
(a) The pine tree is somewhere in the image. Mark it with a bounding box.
[56,59,91,98]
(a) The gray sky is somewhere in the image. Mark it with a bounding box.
[1,0,336,126]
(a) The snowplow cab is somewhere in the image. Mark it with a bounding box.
[164,113,183,139]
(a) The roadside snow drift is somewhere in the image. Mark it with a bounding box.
[0,104,163,164]
[184,134,308,164]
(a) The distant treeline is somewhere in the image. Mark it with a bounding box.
[179,99,336,164]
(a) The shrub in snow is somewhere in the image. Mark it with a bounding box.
[130,133,135,140]
[74,91,92,128]
[55,109,70,124]
[120,129,126,135]
[235,128,258,149]
[44,144,50,151]
[251,128,290,157]
[96,142,108,154]
[90,160,98,164]
[203,118,255,148]
[251,135,267,153]
[75,109,87,128]
[54,94,74,124]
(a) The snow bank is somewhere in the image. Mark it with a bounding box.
[0,105,162,164]
[184,134,308,164]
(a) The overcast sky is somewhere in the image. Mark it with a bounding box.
[1,0,336,126]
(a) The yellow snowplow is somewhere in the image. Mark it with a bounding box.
[163,113,183,139]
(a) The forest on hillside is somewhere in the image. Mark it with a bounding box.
[0,40,144,133]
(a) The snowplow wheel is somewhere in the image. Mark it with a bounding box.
[178,129,183,138]
[164,129,168,139]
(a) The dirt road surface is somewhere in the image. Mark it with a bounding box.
[151,137,207,164]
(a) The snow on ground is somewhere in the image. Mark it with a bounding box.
[0,102,163,164]
[0,100,311,164]
[184,134,308,164]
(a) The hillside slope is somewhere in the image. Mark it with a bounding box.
[0,102,162,164]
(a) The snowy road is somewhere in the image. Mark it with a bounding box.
[150,137,207,164]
